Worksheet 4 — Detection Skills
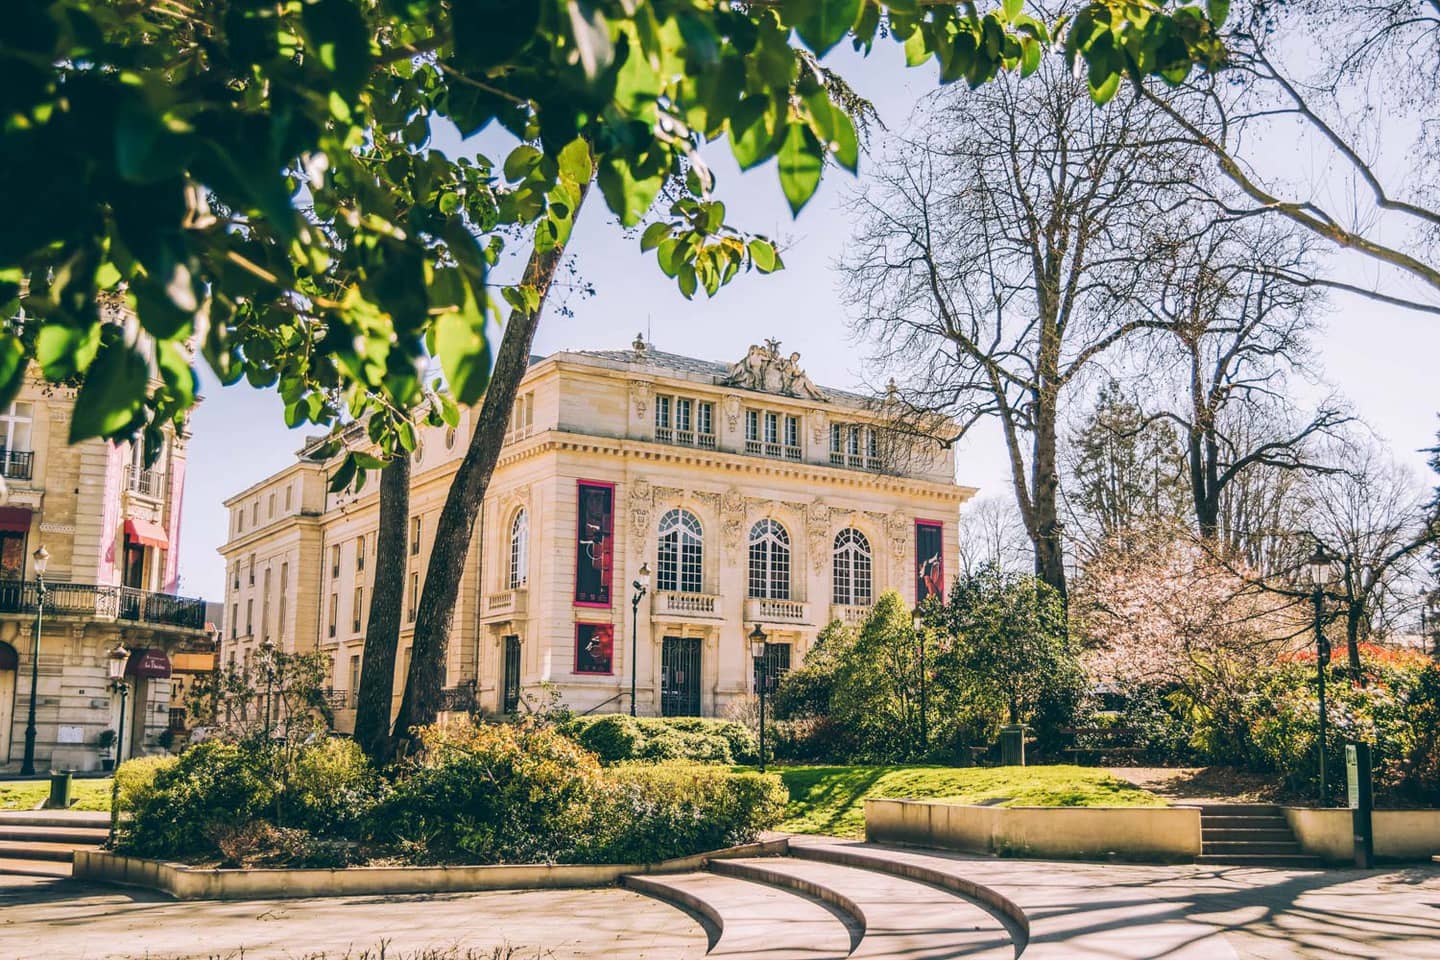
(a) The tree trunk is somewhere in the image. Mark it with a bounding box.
[391,176,594,749]
[1030,388,1067,600]
[353,454,410,763]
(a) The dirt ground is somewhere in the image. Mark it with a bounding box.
[1108,766,1292,803]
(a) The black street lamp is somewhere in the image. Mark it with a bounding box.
[749,623,769,773]
[20,545,49,776]
[260,637,277,738]
[1307,542,1338,805]
[630,562,650,717]
[107,643,129,846]
[912,605,928,756]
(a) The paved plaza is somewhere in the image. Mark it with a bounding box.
[3,840,1439,960]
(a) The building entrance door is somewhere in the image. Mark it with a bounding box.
[502,635,521,714]
[0,641,16,762]
[660,637,701,717]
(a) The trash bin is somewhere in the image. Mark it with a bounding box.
[46,771,73,809]
[999,724,1027,767]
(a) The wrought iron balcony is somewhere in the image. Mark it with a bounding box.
[0,580,208,630]
[124,465,163,498]
[439,680,479,713]
[0,449,33,481]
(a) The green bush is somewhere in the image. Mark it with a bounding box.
[287,737,382,835]
[120,741,277,859]
[592,762,787,863]
[370,718,611,864]
[560,715,756,765]
[113,755,178,813]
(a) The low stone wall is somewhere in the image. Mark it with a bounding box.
[865,798,1201,863]
[73,838,790,901]
[1282,808,1440,863]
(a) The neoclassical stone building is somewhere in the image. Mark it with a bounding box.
[0,369,209,772]
[219,338,974,722]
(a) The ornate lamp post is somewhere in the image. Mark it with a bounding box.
[1307,542,1337,805]
[749,623,769,773]
[20,545,49,776]
[259,637,277,738]
[912,604,928,756]
[107,643,129,845]
[630,562,650,717]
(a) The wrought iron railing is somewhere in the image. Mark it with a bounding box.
[0,579,208,630]
[0,449,33,481]
[124,465,163,498]
[439,681,478,713]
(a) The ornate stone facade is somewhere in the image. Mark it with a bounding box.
[220,339,973,722]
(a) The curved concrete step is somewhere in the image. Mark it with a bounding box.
[712,856,1015,959]
[624,870,855,959]
[0,856,71,878]
[0,824,109,844]
[0,811,111,829]
[0,840,87,862]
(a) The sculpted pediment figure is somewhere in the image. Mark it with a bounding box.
[720,339,827,400]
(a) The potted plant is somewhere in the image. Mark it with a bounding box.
[96,728,117,771]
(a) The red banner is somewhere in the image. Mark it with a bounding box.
[575,481,614,605]
[915,519,944,603]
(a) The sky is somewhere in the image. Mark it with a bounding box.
[173,40,1440,603]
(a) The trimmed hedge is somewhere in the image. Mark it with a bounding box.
[560,714,757,764]
[594,762,788,863]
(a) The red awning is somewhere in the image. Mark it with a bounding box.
[124,518,170,549]
[125,648,172,679]
[0,507,31,533]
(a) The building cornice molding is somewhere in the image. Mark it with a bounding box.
[498,430,975,503]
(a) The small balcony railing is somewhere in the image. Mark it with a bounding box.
[0,580,207,630]
[745,440,802,461]
[439,681,479,713]
[655,427,717,450]
[124,465,163,498]
[655,591,721,618]
[0,449,33,481]
[483,588,528,620]
[831,603,872,626]
[745,597,809,624]
[829,451,883,471]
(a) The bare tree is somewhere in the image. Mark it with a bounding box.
[353,454,410,762]
[1112,216,1351,561]
[1303,440,1436,674]
[958,496,1032,575]
[1137,2,1440,310]
[842,62,1197,598]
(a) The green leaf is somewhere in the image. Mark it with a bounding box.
[793,0,863,58]
[904,25,930,67]
[777,123,824,215]
[37,322,101,379]
[302,0,372,98]
[748,238,780,273]
[328,454,357,494]
[503,145,543,182]
[1002,0,1024,21]
[1089,70,1121,105]
[70,342,149,442]
[451,0,540,71]
[677,263,698,299]
[596,157,664,227]
[567,1,614,80]
[1206,0,1230,28]
[1019,36,1042,77]
[0,334,27,414]
[729,95,785,170]
[640,221,671,251]
[433,272,492,405]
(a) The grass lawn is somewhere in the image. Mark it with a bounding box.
[770,764,1165,839]
[0,777,114,812]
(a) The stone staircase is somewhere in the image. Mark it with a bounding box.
[624,841,1020,960]
[0,810,110,878]
[1196,804,1323,867]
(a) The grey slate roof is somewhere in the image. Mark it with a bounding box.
[548,346,874,406]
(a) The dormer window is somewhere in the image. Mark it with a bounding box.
[655,394,715,449]
[745,408,801,461]
[830,422,882,471]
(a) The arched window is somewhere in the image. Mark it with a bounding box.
[508,509,529,589]
[748,519,791,599]
[832,528,873,606]
[657,509,704,593]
